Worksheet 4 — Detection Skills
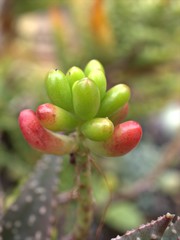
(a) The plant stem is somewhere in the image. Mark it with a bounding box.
[71,148,93,240]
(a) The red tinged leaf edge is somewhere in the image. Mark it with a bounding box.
[36,103,78,132]
[36,103,56,123]
[105,121,142,156]
[109,103,129,126]
[84,121,142,157]
[18,109,77,155]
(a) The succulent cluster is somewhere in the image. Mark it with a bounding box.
[19,60,142,157]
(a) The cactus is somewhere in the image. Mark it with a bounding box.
[111,213,180,240]
[2,154,62,239]
[163,216,180,240]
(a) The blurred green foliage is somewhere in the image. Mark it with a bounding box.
[0,58,46,181]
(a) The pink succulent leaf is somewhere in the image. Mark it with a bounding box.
[110,103,129,126]
[105,121,142,156]
[84,121,142,157]
[19,109,78,155]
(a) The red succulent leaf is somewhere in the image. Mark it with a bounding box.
[104,121,142,156]
[84,120,142,157]
[36,103,78,132]
[110,103,129,126]
[19,109,77,155]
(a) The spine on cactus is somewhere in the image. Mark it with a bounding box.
[84,121,142,157]
[19,109,78,155]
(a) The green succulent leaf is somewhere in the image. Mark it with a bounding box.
[45,69,73,112]
[66,66,85,88]
[81,118,114,141]
[98,84,131,117]
[88,69,107,99]
[36,103,79,132]
[84,59,105,76]
[72,78,100,121]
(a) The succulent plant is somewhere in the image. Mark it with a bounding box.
[2,154,62,239]
[19,59,142,156]
[16,59,143,239]
[111,213,180,240]
[1,59,179,239]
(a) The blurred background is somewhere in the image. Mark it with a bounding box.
[0,0,180,238]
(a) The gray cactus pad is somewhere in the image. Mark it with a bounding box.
[111,213,178,240]
[2,154,62,240]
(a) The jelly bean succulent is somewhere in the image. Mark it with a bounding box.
[18,59,143,240]
[19,59,142,157]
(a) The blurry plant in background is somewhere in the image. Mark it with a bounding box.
[0,0,180,238]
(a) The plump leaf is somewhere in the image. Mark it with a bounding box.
[85,121,142,157]
[19,109,78,155]
[81,118,114,141]
[84,59,105,76]
[88,69,107,99]
[97,84,130,117]
[2,154,62,240]
[36,103,79,132]
[66,66,85,88]
[72,78,100,121]
[45,69,73,112]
